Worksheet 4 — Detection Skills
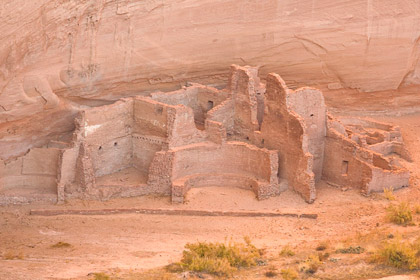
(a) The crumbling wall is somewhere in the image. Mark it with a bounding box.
[260,73,316,202]
[207,98,234,135]
[132,97,169,174]
[322,115,410,193]
[151,84,228,127]
[229,65,259,139]
[286,87,326,181]
[166,105,207,148]
[150,141,279,203]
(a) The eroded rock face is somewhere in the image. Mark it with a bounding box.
[2,0,420,161]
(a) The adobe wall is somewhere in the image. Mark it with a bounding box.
[322,125,373,191]
[150,84,228,126]
[170,142,276,182]
[162,141,279,203]
[260,73,316,202]
[132,97,170,174]
[206,99,234,135]
[322,115,410,193]
[286,87,326,181]
[80,99,134,177]
[0,148,60,194]
[229,65,259,139]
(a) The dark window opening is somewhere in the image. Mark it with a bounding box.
[114,142,118,146]
[310,114,314,117]
[262,139,265,145]
[341,160,349,175]
[207,100,214,110]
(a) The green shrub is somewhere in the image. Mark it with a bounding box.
[178,237,261,276]
[280,268,299,280]
[387,202,413,225]
[372,239,420,270]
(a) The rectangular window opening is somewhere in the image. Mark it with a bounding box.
[341,160,349,175]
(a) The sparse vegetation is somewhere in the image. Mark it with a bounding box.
[279,246,295,257]
[280,268,299,280]
[300,255,322,274]
[3,251,24,260]
[51,242,72,248]
[372,239,420,270]
[383,186,396,201]
[177,237,261,276]
[336,246,365,254]
[318,252,330,261]
[415,205,420,214]
[316,241,328,251]
[92,273,111,280]
[264,266,278,278]
[387,202,413,225]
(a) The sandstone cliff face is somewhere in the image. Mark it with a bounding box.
[1,0,420,160]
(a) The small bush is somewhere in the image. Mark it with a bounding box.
[279,246,295,257]
[372,239,420,270]
[336,246,365,254]
[316,242,328,251]
[318,252,330,261]
[178,237,261,276]
[387,202,413,225]
[300,255,322,274]
[51,242,71,248]
[415,205,420,214]
[383,187,396,201]
[280,268,299,280]
[165,263,183,273]
[265,266,278,278]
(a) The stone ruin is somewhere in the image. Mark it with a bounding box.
[0,65,411,204]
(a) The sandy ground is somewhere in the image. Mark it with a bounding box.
[1,87,420,280]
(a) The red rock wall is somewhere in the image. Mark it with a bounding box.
[2,0,420,160]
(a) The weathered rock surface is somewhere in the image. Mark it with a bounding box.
[1,0,420,159]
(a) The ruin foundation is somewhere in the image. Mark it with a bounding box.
[0,65,411,204]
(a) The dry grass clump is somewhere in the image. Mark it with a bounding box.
[51,241,72,248]
[264,265,278,278]
[372,239,420,270]
[415,205,420,215]
[383,187,396,201]
[279,246,295,257]
[3,251,24,260]
[336,246,365,254]
[280,268,299,280]
[92,273,111,280]
[177,237,261,276]
[300,255,322,274]
[387,202,413,225]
